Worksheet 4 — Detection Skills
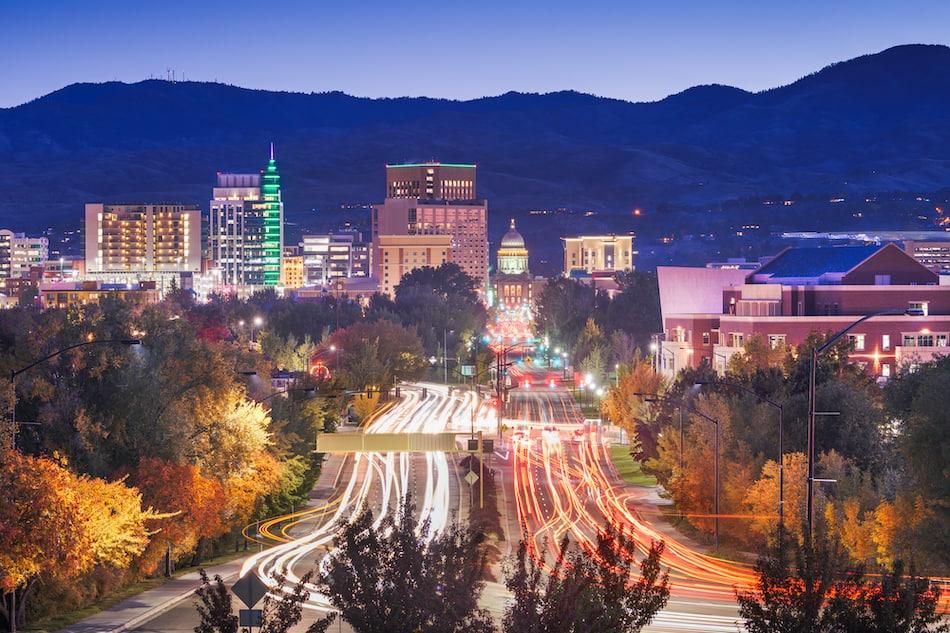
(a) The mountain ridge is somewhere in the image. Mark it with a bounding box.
[1,43,949,269]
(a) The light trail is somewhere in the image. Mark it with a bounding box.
[237,382,484,613]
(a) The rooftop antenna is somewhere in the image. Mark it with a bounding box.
[270,142,275,161]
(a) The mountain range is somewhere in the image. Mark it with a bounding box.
[1,44,949,269]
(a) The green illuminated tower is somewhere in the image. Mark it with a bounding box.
[261,143,283,286]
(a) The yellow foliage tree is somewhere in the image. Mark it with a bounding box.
[743,451,808,540]
[601,358,667,455]
[352,391,381,422]
[726,333,786,379]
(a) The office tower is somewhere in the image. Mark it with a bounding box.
[378,234,452,297]
[562,234,635,277]
[301,231,371,286]
[386,162,476,200]
[84,204,201,275]
[0,231,49,279]
[208,145,284,287]
[261,145,283,285]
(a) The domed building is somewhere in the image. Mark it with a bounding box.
[497,219,529,275]
[492,219,539,311]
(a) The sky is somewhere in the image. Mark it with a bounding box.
[2,0,948,108]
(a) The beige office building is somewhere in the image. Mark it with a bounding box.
[562,234,635,276]
[0,230,48,279]
[378,234,452,297]
[386,162,476,201]
[372,197,488,288]
[85,203,201,275]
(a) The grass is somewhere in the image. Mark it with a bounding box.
[24,548,254,632]
[609,444,658,487]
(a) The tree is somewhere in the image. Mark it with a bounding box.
[744,452,808,540]
[320,499,494,633]
[727,334,787,379]
[736,527,845,633]
[534,278,597,350]
[0,450,160,630]
[573,318,606,369]
[503,527,669,633]
[325,321,425,390]
[738,526,947,633]
[604,271,662,350]
[601,358,667,458]
[194,570,335,633]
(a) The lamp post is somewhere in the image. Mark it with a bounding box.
[806,308,905,535]
[636,391,721,549]
[9,338,141,450]
[698,379,784,525]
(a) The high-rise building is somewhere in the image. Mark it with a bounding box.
[562,234,635,277]
[378,234,452,297]
[0,231,49,279]
[372,197,488,288]
[386,162,476,201]
[301,231,371,286]
[84,204,201,276]
[209,146,284,287]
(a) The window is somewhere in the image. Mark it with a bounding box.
[874,274,891,285]
[768,334,786,349]
[881,363,891,378]
[938,334,948,347]
[848,334,866,351]
[918,334,934,347]
[903,334,916,347]
[731,333,744,348]
[908,301,929,316]
[702,332,710,345]
[882,334,890,351]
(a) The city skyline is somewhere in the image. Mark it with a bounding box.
[3,0,949,108]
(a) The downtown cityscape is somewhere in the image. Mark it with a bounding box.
[2,2,950,633]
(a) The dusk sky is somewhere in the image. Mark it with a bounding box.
[2,0,948,108]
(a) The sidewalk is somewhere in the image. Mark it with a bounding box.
[56,556,248,633]
[57,453,349,633]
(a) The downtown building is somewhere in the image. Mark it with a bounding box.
[491,219,541,312]
[372,162,488,295]
[656,244,950,379]
[0,230,49,280]
[301,231,371,286]
[208,146,284,288]
[562,234,635,278]
[82,203,201,293]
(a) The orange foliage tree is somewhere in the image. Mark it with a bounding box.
[0,450,159,629]
[601,358,667,457]
[132,458,228,571]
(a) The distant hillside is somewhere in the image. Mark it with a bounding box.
[1,44,949,269]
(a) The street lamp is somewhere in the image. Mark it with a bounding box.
[805,308,906,535]
[9,338,141,450]
[697,379,785,525]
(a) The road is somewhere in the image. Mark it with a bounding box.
[133,382,482,632]
[505,366,743,632]
[133,376,745,632]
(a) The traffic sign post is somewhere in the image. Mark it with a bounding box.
[232,572,269,610]
[239,609,263,627]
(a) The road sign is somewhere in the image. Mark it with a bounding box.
[482,439,494,453]
[467,438,479,452]
[464,470,479,485]
[232,573,268,609]
[460,364,475,376]
[239,609,263,627]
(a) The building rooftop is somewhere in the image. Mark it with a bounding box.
[385,162,476,168]
[753,245,880,279]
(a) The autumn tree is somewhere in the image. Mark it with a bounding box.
[320,499,494,633]
[726,333,787,379]
[0,450,159,630]
[601,358,667,458]
[744,452,808,540]
[503,527,670,633]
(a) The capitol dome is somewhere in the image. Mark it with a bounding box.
[500,218,526,249]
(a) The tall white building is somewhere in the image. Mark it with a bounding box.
[208,146,283,287]
[0,230,49,279]
[301,231,370,286]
